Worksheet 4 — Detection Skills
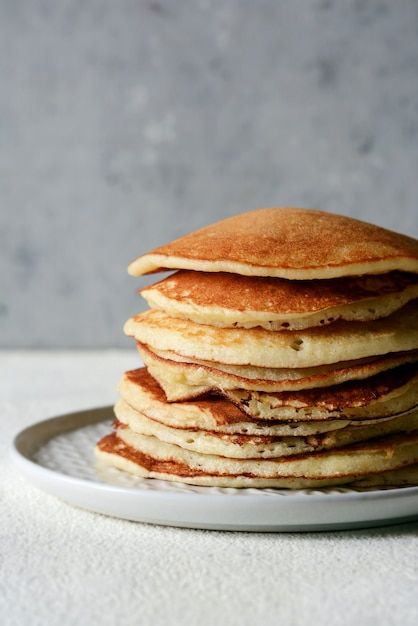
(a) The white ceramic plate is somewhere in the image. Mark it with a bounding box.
[10,406,418,532]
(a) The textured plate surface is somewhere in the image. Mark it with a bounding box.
[10,406,418,531]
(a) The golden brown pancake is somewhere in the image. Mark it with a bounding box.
[128,208,418,279]
[118,368,357,436]
[114,398,418,460]
[125,302,418,369]
[349,464,418,487]
[95,426,418,488]
[140,270,418,330]
[134,346,418,422]
[224,362,418,422]
[96,207,418,490]
[137,342,418,397]
[119,367,418,433]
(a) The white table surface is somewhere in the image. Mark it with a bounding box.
[2,350,418,626]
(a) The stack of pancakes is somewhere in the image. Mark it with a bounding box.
[96,208,418,488]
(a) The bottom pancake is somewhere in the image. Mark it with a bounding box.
[95,427,418,489]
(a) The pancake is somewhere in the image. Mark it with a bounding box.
[95,427,418,489]
[118,368,356,436]
[140,270,418,330]
[128,208,418,279]
[96,207,418,490]
[120,367,418,433]
[137,342,418,398]
[349,464,418,487]
[114,399,418,460]
[224,362,418,422]
[125,302,418,369]
[135,347,418,422]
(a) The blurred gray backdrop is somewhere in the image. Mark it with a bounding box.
[2,0,418,348]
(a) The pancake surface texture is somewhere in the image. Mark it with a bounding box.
[125,303,418,369]
[128,208,418,278]
[140,270,418,330]
[96,428,418,489]
[96,207,418,489]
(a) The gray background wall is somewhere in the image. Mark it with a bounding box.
[2,0,418,348]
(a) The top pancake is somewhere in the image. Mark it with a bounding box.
[128,208,418,279]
